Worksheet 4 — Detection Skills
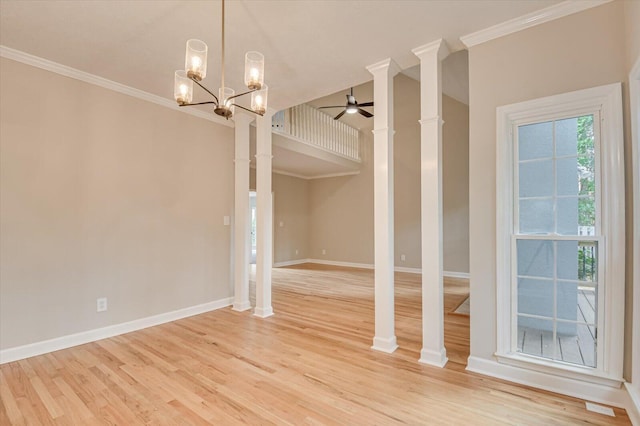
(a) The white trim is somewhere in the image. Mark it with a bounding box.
[395,266,421,274]
[630,57,640,391]
[460,0,612,48]
[273,259,308,267]
[0,45,233,128]
[253,306,274,318]
[309,171,360,180]
[466,356,629,409]
[0,297,233,364]
[443,270,470,279]
[625,383,640,426]
[307,259,373,270]
[495,83,625,384]
[420,348,449,367]
[371,336,399,353]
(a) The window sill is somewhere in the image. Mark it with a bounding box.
[495,352,624,388]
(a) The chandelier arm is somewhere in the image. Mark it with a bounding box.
[226,88,257,102]
[179,101,218,107]
[190,77,219,104]
[234,104,264,116]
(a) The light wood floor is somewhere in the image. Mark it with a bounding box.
[0,264,630,425]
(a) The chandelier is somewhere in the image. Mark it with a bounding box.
[173,0,268,119]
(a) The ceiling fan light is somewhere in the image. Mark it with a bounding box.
[346,105,358,114]
[245,51,264,90]
[251,84,268,115]
[185,39,207,81]
[174,70,193,105]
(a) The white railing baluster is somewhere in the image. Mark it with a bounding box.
[271,103,361,162]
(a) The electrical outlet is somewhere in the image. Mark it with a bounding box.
[401,254,406,262]
[322,249,326,255]
[223,216,230,226]
[97,297,108,312]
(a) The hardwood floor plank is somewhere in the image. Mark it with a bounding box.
[0,264,631,425]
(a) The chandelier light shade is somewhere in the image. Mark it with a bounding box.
[185,39,207,81]
[251,85,268,115]
[244,51,264,90]
[174,71,193,105]
[173,0,268,119]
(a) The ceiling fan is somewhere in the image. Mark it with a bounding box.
[318,88,373,120]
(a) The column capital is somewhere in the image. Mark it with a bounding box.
[412,39,450,61]
[366,58,401,77]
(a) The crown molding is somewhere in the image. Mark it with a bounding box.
[0,45,233,128]
[366,58,401,77]
[460,0,612,48]
[412,39,450,61]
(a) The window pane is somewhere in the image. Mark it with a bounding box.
[519,121,553,161]
[577,323,597,368]
[557,197,579,235]
[556,240,579,280]
[556,157,579,196]
[578,242,598,282]
[576,115,595,157]
[518,316,555,359]
[517,239,553,278]
[518,278,553,317]
[520,160,553,197]
[578,197,596,227]
[555,117,579,157]
[556,281,579,322]
[519,199,554,234]
[578,156,596,197]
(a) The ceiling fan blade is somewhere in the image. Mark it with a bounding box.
[334,110,346,120]
[318,105,344,109]
[358,108,373,118]
[357,102,374,107]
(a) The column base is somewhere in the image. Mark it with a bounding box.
[419,347,448,367]
[232,301,252,312]
[253,306,274,318]
[371,336,398,353]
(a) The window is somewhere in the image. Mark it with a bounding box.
[496,84,624,386]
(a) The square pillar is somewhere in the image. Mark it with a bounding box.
[367,58,400,353]
[254,110,274,318]
[232,111,253,311]
[413,39,450,367]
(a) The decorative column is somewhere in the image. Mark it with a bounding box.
[412,39,450,367]
[232,111,253,311]
[367,58,400,353]
[254,109,275,318]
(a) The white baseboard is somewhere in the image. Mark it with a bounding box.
[307,258,373,269]
[466,356,630,409]
[626,383,640,426]
[443,270,470,279]
[254,306,274,318]
[371,336,399,353]
[419,347,449,367]
[273,259,309,267]
[395,266,422,274]
[0,297,233,364]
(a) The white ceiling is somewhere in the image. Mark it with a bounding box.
[0,0,561,112]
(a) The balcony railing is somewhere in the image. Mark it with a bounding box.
[272,104,360,161]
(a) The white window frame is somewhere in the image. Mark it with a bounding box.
[496,83,624,387]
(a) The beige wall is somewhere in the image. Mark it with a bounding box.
[443,95,470,273]
[468,1,629,378]
[0,58,235,350]
[624,0,640,71]
[308,74,469,271]
[308,130,375,264]
[272,173,309,263]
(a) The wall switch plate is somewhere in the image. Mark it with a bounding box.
[401,254,406,262]
[279,221,284,227]
[322,249,326,255]
[97,297,108,312]
[295,249,299,255]
[223,216,230,226]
